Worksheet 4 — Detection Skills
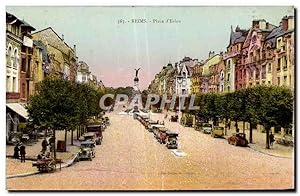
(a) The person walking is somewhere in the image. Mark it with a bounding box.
[269,132,275,147]
[19,143,26,163]
[13,143,20,159]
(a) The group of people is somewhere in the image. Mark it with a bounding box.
[13,143,26,162]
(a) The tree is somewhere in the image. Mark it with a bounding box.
[254,86,293,149]
[27,79,103,157]
[215,93,230,135]
[27,79,79,158]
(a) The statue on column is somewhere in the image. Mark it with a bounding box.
[134,68,140,77]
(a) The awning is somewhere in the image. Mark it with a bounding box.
[6,103,28,119]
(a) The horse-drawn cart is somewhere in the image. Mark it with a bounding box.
[32,158,62,173]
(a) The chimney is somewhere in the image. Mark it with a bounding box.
[62,34,64,41]
[282,16,288,31]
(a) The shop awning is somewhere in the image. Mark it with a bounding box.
[6,103,28,119]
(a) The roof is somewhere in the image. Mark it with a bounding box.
[6,103,28,119]
[21,20,36,31]
[81,140,95,145]
[166,131,178,135]
[6,12,24,25]
[229,26,248,46]
[32,27,75,53]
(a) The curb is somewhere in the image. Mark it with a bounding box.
[6,153,79,179]
[248,145,292,159]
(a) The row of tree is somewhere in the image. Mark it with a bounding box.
[27,79,103,158]
[185,85,293,149]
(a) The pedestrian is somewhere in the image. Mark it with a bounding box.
[227,121,231,130]
[42,138,48,153]
[13,143,20,159]
[164,114,168,119]
[269,132,275,147]
[19,143,26,163]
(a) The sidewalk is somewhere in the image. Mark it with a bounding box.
[159,110,293,158]
[6,130,80,176]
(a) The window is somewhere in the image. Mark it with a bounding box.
[12,77,16,92]
[268,63,272,73]
[277,58,281,71]
[6,76,10,92]
[284,76,287,86]
[227,73,230,82]
[21,58,26,72]
[13,49,18,68]
[277,38,282,49]
[262,65,266,79]
[283,56,287,70]
[277,77,280,86]
[21,83,26,98]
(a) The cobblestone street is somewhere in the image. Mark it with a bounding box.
[6,111,294,190]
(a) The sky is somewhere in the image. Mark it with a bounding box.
[6,6,294,90]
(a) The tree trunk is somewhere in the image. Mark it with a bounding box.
[64,129,67,152]
[249,123,253,143]
[265,127,270,149]
[235,120,238,132]
[71,129,73,145]
[76,126,79,140]
[243,121,245,134]
[53,130,56,160]
[224,118,228,136]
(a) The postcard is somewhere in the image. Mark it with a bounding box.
[5,6,295,191]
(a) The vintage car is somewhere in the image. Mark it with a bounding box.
[78,140,95,161]
[211,126,225,138]
[154,127,168,144]
[79,132,98,145]
[105,117,110,125]
[201,123,213,134]
[148,124,165,133]
[86,124,103,145]
[228,133,248,147]
[147,120,160,131]
[166,131,178,149]
[170,115,178,122]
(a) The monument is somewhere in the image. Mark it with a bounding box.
[132,68,141,112]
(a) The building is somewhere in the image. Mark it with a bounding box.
[272,16,294,90]
[201,52,222,93]
[31,27,77,81]
[191,61,204,94]
[19,20,36,102]
[6,12,29,142]
[224,26,248,92]
[29,40,50,97]
[239,19,277,89]
[175,57,196,95]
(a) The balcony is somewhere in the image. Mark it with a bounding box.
[6,92,20,100]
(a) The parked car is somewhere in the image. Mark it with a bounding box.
[79,132,97,145]
[148,124,165,133]
[201,123,213,134]
[211,126,225,138]
[228,133,248,147]
[147,120,159,131]
[166,131,178,149]
[78,140,95,161]
[154,127,168,144]
[86,124,103,145]
[170,115,178,122]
